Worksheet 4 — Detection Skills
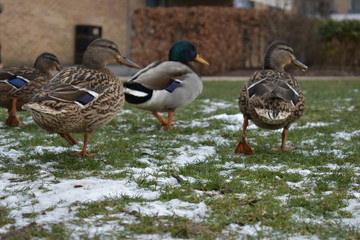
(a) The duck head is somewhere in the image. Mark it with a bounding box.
[168,41,209,65]
[82,38,140,69]
[264,41,307,72]
[34,52,61,73]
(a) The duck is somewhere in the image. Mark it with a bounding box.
[0,53,60,126]
[123,40,209,130]
[235,40,308,155]
[23,38,140,157]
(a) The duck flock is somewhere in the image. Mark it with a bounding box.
[0,38,307,156]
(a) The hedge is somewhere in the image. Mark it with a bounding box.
[130,7,320,75]
[317,20,360,70]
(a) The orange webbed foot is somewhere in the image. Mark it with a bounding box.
[164,121,175,130]
[5,115,24,127]
[70,151,96,157]
[235,136,254,155]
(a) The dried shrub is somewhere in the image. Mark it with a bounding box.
[130,7,320,75]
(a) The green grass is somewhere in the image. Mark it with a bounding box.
[0,79,360,239]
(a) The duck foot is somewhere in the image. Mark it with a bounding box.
[235,136,254,155]
[272,128,295,151]
[152,111,175,130]
[6,99,23,127]
[70,131,95,157]
[70,151,96,157]
[5,114,24,127]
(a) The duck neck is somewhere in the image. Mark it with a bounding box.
[264,59,285,72]
[184,62,201,76]
[36,67,52,78]
[264,52,286,72]
[82,59,106,70]
[82,50,107,70]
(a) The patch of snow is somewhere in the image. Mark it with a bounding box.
[199,99,234,114]
[0,141,24,161]
[171,145,216,167]
[0,176,159,232]
[179,120,210,128]
[127,199,208,222]
[130,233,182,240]
[293,122,332,129]
[332,130,360,141]
[301,139,317,145]
[219,222,274,239]
[33,145,75,154]
[301,149,348,159]
[340,192,360,227]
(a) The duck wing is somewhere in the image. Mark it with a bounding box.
[0,68,49,101]
[127,61,192,90]
[30,66,108,108]
[247,71,300,105]
[32,83,99,107]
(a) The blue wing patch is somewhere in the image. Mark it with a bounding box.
[7,76,30,89]
[165,79,182,93]
[74,91,99,107]
[77,93,95,105]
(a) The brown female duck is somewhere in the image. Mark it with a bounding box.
[0,53,60,126]
[24,38,140,156]
[235,41,308,154]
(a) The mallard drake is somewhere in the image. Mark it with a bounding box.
[0,53,60,126]
[24,38,140,157]
[235,41,308,154]
[123,40,209,130]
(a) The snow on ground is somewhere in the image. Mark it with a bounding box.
[219,223,279,240]
[341,192,360,227]
[199,99,234,114]
[0,98,359,238]
[0,175,159,231]
[171,145,216,167]
[127,200,208,222]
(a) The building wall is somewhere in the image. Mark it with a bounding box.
[0,0,145,67]
[333,0,348,13]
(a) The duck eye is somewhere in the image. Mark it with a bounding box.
[278,47,294,55]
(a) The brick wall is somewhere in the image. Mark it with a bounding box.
[0,0,142,67]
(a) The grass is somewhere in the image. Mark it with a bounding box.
[0,79,360,239]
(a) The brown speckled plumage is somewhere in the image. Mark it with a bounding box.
[24,38,140,156]
[28,66,124,133]
[235,41,307,154]
[239,70,305,130]
[0,53,60,126]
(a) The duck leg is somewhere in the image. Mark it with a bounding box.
[152,111,175,130]
[5,98,23,127]
[71,131,95,157]
[165,112,174,130]
[58,133,78,145]
[272,128,295,151]
[234,115,254,155]
[65,133,79,145]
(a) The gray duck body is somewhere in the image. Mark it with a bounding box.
[124,60,203,112]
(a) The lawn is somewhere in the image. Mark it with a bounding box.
[0,79,359,239]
